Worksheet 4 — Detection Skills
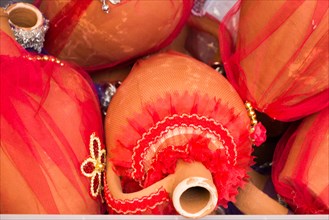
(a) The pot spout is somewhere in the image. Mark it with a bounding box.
[105,160,218,218]
[171,160,218,218]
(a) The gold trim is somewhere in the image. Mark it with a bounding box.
[245,101,258,132]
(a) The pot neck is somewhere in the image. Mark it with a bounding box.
[106,160,218,217]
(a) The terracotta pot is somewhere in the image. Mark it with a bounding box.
[6,3,43,30]
[106,160,218,218]
[37,0,193,71]
[272,108,329,214]
[5,2,48,52]
[0,9,104,213]
[104,52,254,217]
[220,0,329,121]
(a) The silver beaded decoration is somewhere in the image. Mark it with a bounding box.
[100,82,119,116]
[192,0,207,16]
[10,19,49,53]
[100,0,121,13]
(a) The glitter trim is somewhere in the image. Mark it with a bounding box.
[99,0,121,13]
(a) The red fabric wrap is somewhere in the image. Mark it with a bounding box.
[219,0,329,121]
[0,31,104,213]
[37,0,193,71]
[272,108,329,214]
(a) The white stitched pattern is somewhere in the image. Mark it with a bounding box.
[130,114,237,183]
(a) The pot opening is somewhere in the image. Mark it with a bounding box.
[179,186,211,214]
[8,8,37,28]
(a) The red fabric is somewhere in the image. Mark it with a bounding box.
[0,31,104,213]
[219,0,329,121]
[37,0,193,71]
[142,136,251,207]
[250,122,266,147]
[105,52,254,213]
[272,108,329,214]
[130,113,241,182]
[43,0,93,56]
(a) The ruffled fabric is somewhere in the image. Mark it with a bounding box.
[0,31,104,213]
[272,108,329,214]
[142,135,251,207]
[36,0,193,71]
[219,0,329,121]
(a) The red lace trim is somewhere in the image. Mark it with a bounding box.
[142,137,249,207]
[131,114,237,182]
[108,91,253,208]
[103,174,169,214]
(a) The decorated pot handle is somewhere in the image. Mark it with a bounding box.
[104,160,218,218]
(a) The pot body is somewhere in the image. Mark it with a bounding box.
[219,0,329,121]
[0,31,104,214]
[272,108,329,214]
[37,0,193,71]
[104,52,253,215]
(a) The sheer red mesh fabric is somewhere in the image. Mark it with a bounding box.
[0,31,104,213]
[219,0,329,122]
[36,0,193,71]
[272,108,329,214]
[104,52,254,213]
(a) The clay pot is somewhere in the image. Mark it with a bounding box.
[37,0,193,71]
[104,52,254,217]
[220,0,329,121]
[6,3,43,31]
[272,108,329,214]
[5,2,48,52]
[0,8,104,213]
[106,160,218,218]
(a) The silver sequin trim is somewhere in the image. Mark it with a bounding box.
[10,19,49,53]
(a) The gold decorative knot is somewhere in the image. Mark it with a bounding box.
[80,133,106,198]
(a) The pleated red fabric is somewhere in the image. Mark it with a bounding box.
[0,31,104,213]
